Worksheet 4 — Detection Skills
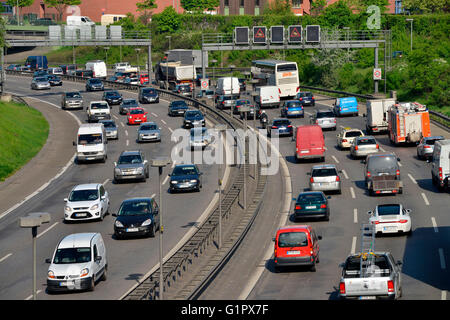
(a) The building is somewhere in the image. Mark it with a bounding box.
[218,0,310,15]
[324,0,402,14]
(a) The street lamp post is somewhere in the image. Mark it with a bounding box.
[104,47,110,66]
[215,124,227,249]
[20,212,51,300]
[406,19,414,52]
[230,64,235,117]
[211,59,217,88]
[192,56,195,99]
[239,105,250,211]
[135,48,141,78]
[151,157,171,300]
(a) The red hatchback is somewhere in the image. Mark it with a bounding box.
[273,225,321,272]
[127,107,148,125]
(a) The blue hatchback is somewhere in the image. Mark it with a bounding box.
[267,119,293,137]
[281,100,304,118]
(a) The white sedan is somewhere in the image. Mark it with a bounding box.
[368,204,412,235]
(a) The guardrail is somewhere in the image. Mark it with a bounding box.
[5,69,269,300]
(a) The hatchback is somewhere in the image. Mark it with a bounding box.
[31,76,50,90]
[416,136,444,160]
[174,84,192,96]
[368,204,412,236]
[46,74,62,86]
[296,91,315,107]
[308,164,342,194]
[183,110,205,129]
[267,119,293,137]
[86,78,104,91]
[168,100,189,116]
[233,99,252,115]
[119,99,139,115]
[102,90,123,105]
[311,110,336,131]
[293,191,330,221]
[350,136,379,159]
[99,119,118,140]
[336,128,364,149]
[190,127,212,150]
[137,122,161,143]
[113,150,149,183]
[281,100,304,118]
[169,164,202,192]
[127,107,148,125]
[63,184,110,222]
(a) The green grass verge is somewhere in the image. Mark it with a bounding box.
[0,101,49,181]
[5,24,49,32]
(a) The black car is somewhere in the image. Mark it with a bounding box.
[168,100,189,117]
[46,74,62,86]
[103,90,123,105]
[296,91,315,107]
[86,78,104,91]
[183,110,205,129]
[169,164,202,193]
[119,99,139,115]
[76,69,94,78]
[139,87,159,104]
[113,197,160,239]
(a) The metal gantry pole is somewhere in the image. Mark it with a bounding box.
[243,116,247,211]
[218,161,222,249]
[32,226,37,300]
[158,167,164,300]
[148,44,152,85]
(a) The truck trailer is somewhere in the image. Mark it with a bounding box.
[388,102,431,145]
[365,98,396,134]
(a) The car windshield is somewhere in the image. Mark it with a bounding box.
[91,103,108,109]
[90,79,101,84]
[377,204,401,216]
[236,100,250,106]
[172,101,187,107]
[53,248,91,264]
[118,201,151,216]
[357,138,377,145]
[278,232,308,248]
[100,121,115,128]
[317,111,334,118]
[186,111,202,118]
[66,92,81,98]
[143,88,156,94]
[367,155,398,171]
[35,77,47,82]
[78,133,102,145]
[287,102,302,108]
[140,124,158,131]
[69,189,98,202]
[345,131,363,138]
[123,100,137,106]
[425,138,442,145]
[297,193,324,202]
[173,166,197,176]
[118,154,142,165]
[205,90,214,95]
[106,91,119,97]
[130,109,144,115]
[298,92,312,98]
[312,168,337,177]
[273,120,290,126]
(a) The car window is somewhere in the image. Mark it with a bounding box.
[357,138,377,145]
[377,204,401,216]
[130,109,144,114]
[425,139,441,145]
[345,131,363,138]
[118,201,151,216]
[118,154,142,164]
[297,193,324,202]
[173,166,198,175]
[273,120,290,126]
[317,111,334,118]
[367,155,398,171]
[100,121,115,128]
[78,133,102,145]
[312,168,337,177]
[172,101,187,107]
[69,189,99,201]
[140,124,158,130]
[53,248,91,264]
[286,102,302,108]
[278,232,308,248]
[91,103,108,109]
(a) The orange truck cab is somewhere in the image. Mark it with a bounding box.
[273,225,322,272]
[295,125,325,162]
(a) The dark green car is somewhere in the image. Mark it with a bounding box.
[293,192,330,221]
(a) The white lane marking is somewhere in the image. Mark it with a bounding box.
[421,193,430,206]
[354,208,358,224]
[161,119,167,125]
[126,139,129,146]
[151,112,158,117]
[0,253,12,263]
[162,176,169,185]
[120,122,125,127]
[439,248,446,269]
[125,130,128,136]
[171,161,177,168]
[398,161,402,167]
[408,173,417,184]
[351,236,357,254]
[168,127,173,133]
[342,169,349,180]
[37,222,59,239]
[25,290,42,300]
[151,193,156,199]
[350,187,356,199]
[331,155,340,164]
[113,115,119,120]
[102,178,109,186]
[379,146,386,152]
[305,111,312,116]
[431,217,438,233]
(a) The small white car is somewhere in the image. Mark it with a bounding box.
[64,184,109,222]
[46,233,107,292]
[336,127,364,149]
[368,204,412,236]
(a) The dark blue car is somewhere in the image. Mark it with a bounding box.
[267,119,293,137]
[168,100,189,117]
[169,164,203,193]
[183,110,205,129]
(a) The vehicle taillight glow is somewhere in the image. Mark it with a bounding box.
[339,282,346,294]
[424,145,431,149]
[295,205,301,210]
[312,97,315,100]
[376,144,379,149]
[396,170,400,176]
[439,167,443,180]
[299,97,303,101]
[310,177,314,183]
[355,146,359,150]
[342,139,347,142]
[367,171,371,177]
[320,204,327,209]
[387,280,394,293]
[287,125,292,128]
[336,176,340,182]
[272,126,278,129]
[399,219,408,223]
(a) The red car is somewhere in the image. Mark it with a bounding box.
[139,74,149,85]
[273,225,321,272]
[127,107,148,125]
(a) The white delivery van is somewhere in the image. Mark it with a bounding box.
[254,86,280,108]
[46,233,107,292]
[101,14,126,26]
[216,77,240,96]
[66,16,95,28]
[74,123,108,163]
[431,139,450,191]
[85,60,107,78]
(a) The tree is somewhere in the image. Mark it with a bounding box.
[6,0,34,23]
[345,0,389,13]
[153,6,181,33]
[311,0,327,16]
[180,0,219,13]
[43,0,82,22]
[136,0,157,25]
[262,0,291,15]
[402,0,449,13]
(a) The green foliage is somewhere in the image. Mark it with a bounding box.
[321,1,354,28]
[43,0,82,21]
[136,0,157,12]
[6,0,34,8]
[402,0,449,14]
[262,0,292,16]
[152,6,181,33]
[311,0,327,16]
[181,0,220,12]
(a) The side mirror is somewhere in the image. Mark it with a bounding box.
[45,258,52,264]
[327,196,331,199]
[363,113,366,117]
[64,198,68,202]
[72,141,76,146]
[101,196,106,200]
[318,235,322,240]
[143,160,148,164]
[168,173,172,177]
[396,261,403,266]
[338,262,345,268]
[406,209,412,214]
[95,256,102,262]
[397,158,401,162]
[114,162,117,166]
[272,237,276,242]
[361,159,366,164]
[112,213,117,217]
[306,172,311,175]
[367,211,373,215]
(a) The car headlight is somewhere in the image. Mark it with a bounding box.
[48,270,55,279]
[137,167,144,173]
[64,206,72,212]
[115,220,124,228]
[90,204,99,211]
[190,179,198,183]
[141,219,152,227]
[80,268,89,277]
[171,180,178,184]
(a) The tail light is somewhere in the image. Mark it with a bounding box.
[399,219,408,223]
[372,221,380,224]
[334,119,337,123]
[342,139,347,143]
[336,176,340,182]
[396,169,400,176]
[272,126,278,129]
[355,146,359,150]
[439,167,443,180]
[299,97,303,101]
[376,144,379,149]
[296,86,300,92]
[320,204,327,209]
[278,88,281,94]
[367,171,371,178]
[310,177,314,183]
[287,125,292,128]
[339,282,346,294]
[295,205,301,210]
[387,280,394,293]
[312,97,315,100]
[424,145,431,149]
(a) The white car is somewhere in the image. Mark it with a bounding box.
[64,184,110,222]
[368,204,412,236]
[336,127,364,149]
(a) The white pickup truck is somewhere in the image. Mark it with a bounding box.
[339,252,403,300]
[114,62,138,73]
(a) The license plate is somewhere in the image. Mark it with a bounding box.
[383,226,397,231]
[76,213,87,217]
[304,100,310,103]
[135,119,141,122]
[179,184,190,188]
[86,157,95,160]
[300,150,309,153]
[306,206,316,209]
[381,190,391,193]
[287,251,300,255]
[359,296,376,300]
[291,111,299,114]
[127,228,139,232]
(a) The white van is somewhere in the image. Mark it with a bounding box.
[431,139,450,191]
[74,123,108,163]
[101,14,126,26]
[66,16,95,28]
[255,86,280,108]
[46,233,107,292]
[216,77,240,96]
[85,60,107,78]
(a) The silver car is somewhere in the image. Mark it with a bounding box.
[114,150,149,183]
[350,136,379,159]
[137,122,161,143]
[99,119,118,140]
[311,110,336,130]
[61,91,83,110]
[31,76,51,90]
[190,127,211,150]
[308,164,342,194]
[416,136,444,160]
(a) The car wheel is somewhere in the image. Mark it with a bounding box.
[149,223,156,238]
[100,265,107,281]
[310,262,316,272]
[88,276,95,291]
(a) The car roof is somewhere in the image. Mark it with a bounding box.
[121,197,152,204]
[72,183,100,191]
[311,164,337,170]
[140,121,157,126]
[120,150,141,156]
[58,233,98,249]
[297,191,325,196]
[277,225,311,233]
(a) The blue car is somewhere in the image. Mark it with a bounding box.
[281,100,304,118]
[169,164,203,193]
[267,119,293,137]
[168,100,189,117]
[333,97,358,117]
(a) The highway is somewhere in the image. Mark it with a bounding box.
[0,75,228,300]
[201,95,450,300]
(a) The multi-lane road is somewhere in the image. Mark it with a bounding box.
[0,75,229,300]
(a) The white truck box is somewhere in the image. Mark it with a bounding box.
[365,98,396,134]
